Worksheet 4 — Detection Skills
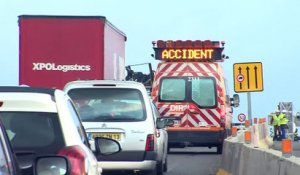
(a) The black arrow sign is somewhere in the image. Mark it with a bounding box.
[254,66,258,88]
[238,67,242,89]
[246,66,250,89]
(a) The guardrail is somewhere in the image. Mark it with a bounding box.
[216,119,300,175]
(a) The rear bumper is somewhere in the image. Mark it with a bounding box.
[98,160,156,170]
[167,127,225,147]
[95,150,157,170]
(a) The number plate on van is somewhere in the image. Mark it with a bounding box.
[199,122,208,127]
[92,133,121,141]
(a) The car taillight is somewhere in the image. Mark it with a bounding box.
[145,134,155,151]
[57,145,86,175]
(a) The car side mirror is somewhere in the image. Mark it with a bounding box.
[230,94,240,107]
[94,137,121,156]
[35,156,69,175]
[165,118,175,127]
[156,118,174,129]
[156,118,165,129]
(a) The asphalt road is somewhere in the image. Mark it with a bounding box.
[103,147,222,175]
[165,147,221,175]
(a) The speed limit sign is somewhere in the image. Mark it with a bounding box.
[238,113,246,122]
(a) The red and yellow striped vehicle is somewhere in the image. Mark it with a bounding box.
[151,40,239,153]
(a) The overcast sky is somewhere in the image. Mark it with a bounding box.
[1,0,300,122]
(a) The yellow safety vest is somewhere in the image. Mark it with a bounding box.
[279,114,289,125]
[272,114,280,126]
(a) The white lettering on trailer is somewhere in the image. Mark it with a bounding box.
[169,105,188,112]
[32,62,91,72]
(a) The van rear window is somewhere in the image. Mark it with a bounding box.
[68,88,146,122]
[159,77,217,108]
[191,78,216,107]
[160,79,185,101]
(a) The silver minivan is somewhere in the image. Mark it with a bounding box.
[65,80,167,175]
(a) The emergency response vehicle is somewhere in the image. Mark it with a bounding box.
[151,40,239,153]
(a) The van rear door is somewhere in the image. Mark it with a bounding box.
[157,76,220,127]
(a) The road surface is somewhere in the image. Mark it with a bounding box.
[103,147,222,175]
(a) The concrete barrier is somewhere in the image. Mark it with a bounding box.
[218,131,300,175]
[272,141,300,157]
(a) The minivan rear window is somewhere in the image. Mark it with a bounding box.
[68,88,146,122]
[0,112,65,174]
[0,112,64,152]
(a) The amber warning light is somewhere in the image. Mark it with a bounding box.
[153,40,224,62]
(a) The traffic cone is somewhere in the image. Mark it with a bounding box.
[245,131,251,144]
[232,127,237,137]
[245,120,250,128]
[254,117,258,124]
[282,139,293,158]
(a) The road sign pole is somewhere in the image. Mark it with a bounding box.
[247,92,252,125]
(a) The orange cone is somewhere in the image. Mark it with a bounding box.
[245,120,250,128]
[254,118,257,124]
[232,127,237,137]
[245,131,251,144]
[282,139,292,157]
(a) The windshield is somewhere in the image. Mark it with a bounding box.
[68,88,146,122]
[159,77,217,108]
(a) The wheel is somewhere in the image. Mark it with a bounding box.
[163,155,168,172]
[217,144,223,154]
[157,161,163,175]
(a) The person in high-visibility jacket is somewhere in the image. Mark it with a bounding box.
[279,110,289,140]
[271,110,282,141]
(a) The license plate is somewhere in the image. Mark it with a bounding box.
[92,133,121,141]
[173,120,181,127]
[174,120,180,125]
[199,122,208,127]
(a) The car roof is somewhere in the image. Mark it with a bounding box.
[0,86,57,112]
[0,86,55,96]
[64,80,146,90]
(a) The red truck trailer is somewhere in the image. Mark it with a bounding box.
[19,15,126,89]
